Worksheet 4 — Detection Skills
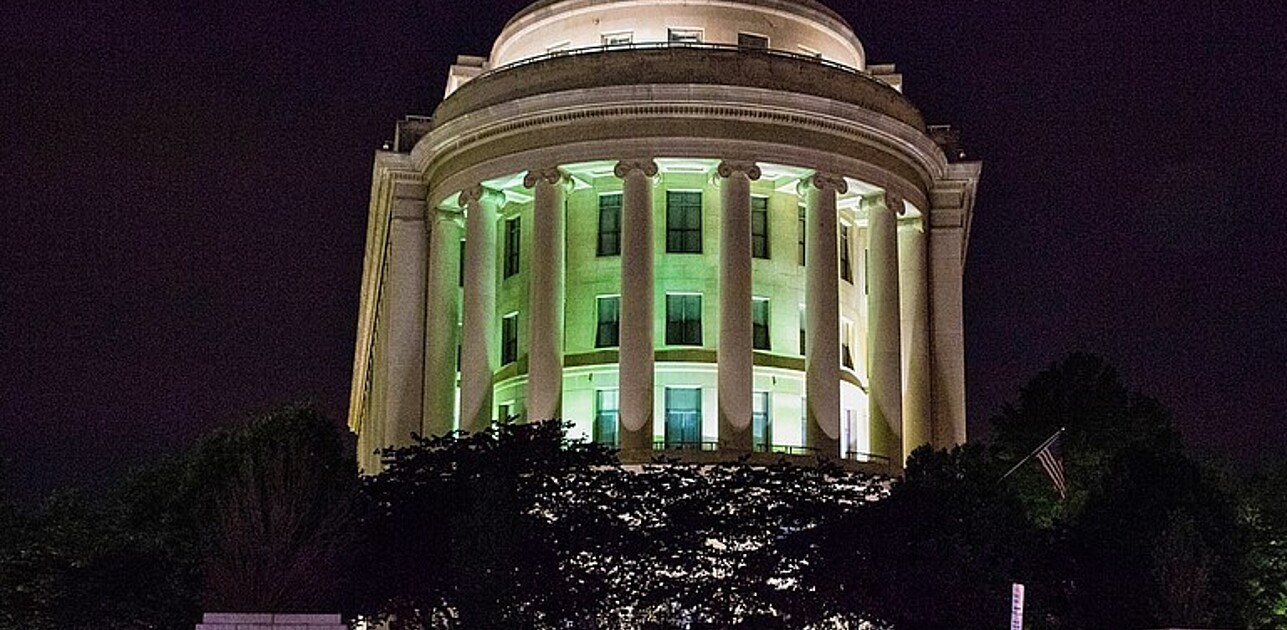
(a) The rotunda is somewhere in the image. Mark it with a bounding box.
[348,0,981,474]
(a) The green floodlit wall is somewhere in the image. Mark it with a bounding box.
[485,167,901,459]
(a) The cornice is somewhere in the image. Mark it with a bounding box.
[414,86,950,207]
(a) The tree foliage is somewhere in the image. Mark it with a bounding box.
[1241,463,1287,628]
[0,403,357,629]
[353,421,891,628]
[988,353,1251,629]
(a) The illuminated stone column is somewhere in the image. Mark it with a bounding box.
[423,208,463,438]
[716,160,761,453]
[615,159,658,454]
[458,185,505,434]
[524,167,568,422]
[802,173,847,458]
[866,191,904,469]
[899,219,931,459]
[382,188,428,448]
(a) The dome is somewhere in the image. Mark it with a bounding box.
[490,0,866,70]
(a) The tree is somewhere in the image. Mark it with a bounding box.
[1241,463,1287,629]
[0,403,358,628]
[352,421,891,628]
[988,353,1248,628]
[990,352,1182,522]
[193,405,359,612]
[788,444,1045,630]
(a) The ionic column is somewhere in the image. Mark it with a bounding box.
[899,220,931,458]
[383,190,428,448]
[866,191,904,469]
[524,167,569,422]
[716,160,761,453]
[458,185,505,434]
[423,208,463,438]
[615,159,658,453]
[802,173,847,458]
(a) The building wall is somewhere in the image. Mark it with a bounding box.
[347,0,981,474]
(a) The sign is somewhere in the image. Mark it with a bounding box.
[1010,582,1025,630]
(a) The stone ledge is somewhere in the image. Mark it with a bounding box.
[198,612,345,629]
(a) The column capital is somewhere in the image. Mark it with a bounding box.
[716,160,762,181]
[862,190,906,216]
[432,204,464,220]
[457,185,505,209]
[799,172,849,196]
[522,166,571,190]
[614,159,659,179]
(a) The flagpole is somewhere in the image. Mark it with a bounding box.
[998,427,1064,484]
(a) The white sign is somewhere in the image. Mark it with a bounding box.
[1010,583,1025,630]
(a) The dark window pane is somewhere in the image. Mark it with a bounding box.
[596,296,620,348]
[595,390,619,446]
[839,225,852,282]
[501,314,518,364]
[664,387,702,447]
[752,392,771,449]
[665,191,702,253]
[504,217,521,278]
[665,294,702,346]
[752,299,770,351]
[738,33,769,49]
[751,197,769,259]
[459,239,467,287]
[597,194,621,257]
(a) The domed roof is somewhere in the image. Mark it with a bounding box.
[504,0,855,38]
[492,0,865,71]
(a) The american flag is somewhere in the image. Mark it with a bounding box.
[1034,431,1066,499]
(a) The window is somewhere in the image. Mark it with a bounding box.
[751,196,769,259]
[664,387,702,447]
[753,391,771,450]
[738,33,769,49]
[863,250,870,295]
[841,319,854,369]
[797,204,806,265]
[504,216,521,278]
[597,193,621,256]
[839,224,853,282]
[798,304,807,356]
[501,313,518,365]
[458,239,466,287]
[602,31,633,46]
[844,409,859,457]
[666,191,702,253]
[800,395,808,446]
[752,297,770,351]
[499,403,512,422]
[595,389,619,446]
[665,293,702,346]
[595,295,620,348]
[668,28,702,44]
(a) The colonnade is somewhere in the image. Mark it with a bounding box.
[403,159,933,465]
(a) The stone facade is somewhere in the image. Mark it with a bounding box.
[348,0,981,475]
[196,612,346,630]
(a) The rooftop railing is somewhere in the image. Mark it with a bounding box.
[487,40,867,80]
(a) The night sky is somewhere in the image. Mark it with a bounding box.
[3,1,1284,500]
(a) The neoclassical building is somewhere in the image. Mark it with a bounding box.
[348,0,980,474]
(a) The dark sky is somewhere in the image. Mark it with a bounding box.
[3,1,1284,500]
